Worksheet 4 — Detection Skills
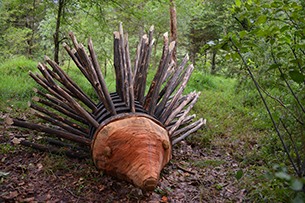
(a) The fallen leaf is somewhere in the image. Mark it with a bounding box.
[0,171,10,177]
[162,196,168,202]
[21,197,35,202]
[35,193,51,202]
[2,191,18,199]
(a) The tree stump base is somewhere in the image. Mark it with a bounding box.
[91,114,172,191]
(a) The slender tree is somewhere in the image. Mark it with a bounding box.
[169,0,177,67]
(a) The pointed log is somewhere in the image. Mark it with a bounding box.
[119,22,129,107]
[68,31,79,50]
[5,117,91,146]
[154,54,188,117]
[172,119,206,145]
[28,102,89,134]
[20,140,89,159]
[87,37,116,115]
[41,137,90,153]
[38,63,99,128]
[159,64,194,123]
[157,54,189,104]
[113,31,124,100]
[162,59,175,84]
[44,56,97,111]
[124,33,135,112]
[63,43,90,81]
[144,41,175,115]
[172,118,203,138]
[168,92,201,135]
[30,109,88,138]
[134,35,149,104]
[32,96,88,125]
[164,91,196,127]
[29,71,67,104]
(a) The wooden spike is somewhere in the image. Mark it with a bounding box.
[159,64,194,123]
[164,91,196,126]
[133,35,143,81]
[28,102,89,134]
[29,109,88,138]
[157,32,169,77]
[40,63,99,128]
[172,118,203,138]
[44,56,96,108]
[68,31,79,50]
[32,96,88,125]
[29,71,67,104]
[63,43,90,81]
[41,138,90,153]
[33,88,81,120]
[44,56,97,111]
[162,59,175,84]
[144,40,175,115]
[87,37,116,115]
[77,44,111,108]
[134,35,148,103]
[124,33,135,112]
[119,22,129,107]
[113,31,124,100]
[21,140,90,159]
[154,54,187,117]
[158,54,189,103]
[169,114,196,127]
[168,92,201,135]
[172,119,206,145]
[5,117,91,146]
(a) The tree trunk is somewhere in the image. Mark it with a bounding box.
[211,48,218,74]
[189,24,196,66]
[169,0,177,67]
[54,0,64,64]
[104,58,107,77]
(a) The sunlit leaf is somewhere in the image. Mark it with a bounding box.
[239,30,247,39]
[235,0,241,8]
[257,15,267,24]
[225,54,230,60]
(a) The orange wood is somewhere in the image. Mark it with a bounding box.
[91,116,171,191]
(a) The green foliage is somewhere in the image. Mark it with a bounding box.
[214,0,305,201]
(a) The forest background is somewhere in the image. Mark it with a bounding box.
[0,0,304,202]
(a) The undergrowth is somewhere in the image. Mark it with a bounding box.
[1,57,303,202]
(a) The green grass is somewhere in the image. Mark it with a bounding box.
[0,56,39,110]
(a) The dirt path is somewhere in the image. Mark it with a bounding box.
[0,122,246,202]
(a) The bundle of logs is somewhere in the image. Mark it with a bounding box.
[5,23,206,191]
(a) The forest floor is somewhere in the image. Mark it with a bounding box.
[0,112,252,203]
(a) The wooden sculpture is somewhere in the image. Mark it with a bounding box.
[4,23,205,191]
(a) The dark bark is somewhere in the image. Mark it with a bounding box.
[211,48,218,74]
[53,0,64,64]
[169,0,177,67]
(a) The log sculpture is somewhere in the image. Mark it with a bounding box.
[4,23,206,191]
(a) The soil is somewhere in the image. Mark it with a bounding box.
[0,118,247,203]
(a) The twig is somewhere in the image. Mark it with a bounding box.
[270,45,305,114]
[230,37,301,177]
[257,83,304,125]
